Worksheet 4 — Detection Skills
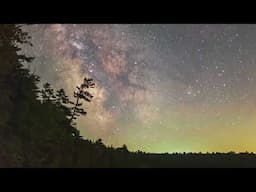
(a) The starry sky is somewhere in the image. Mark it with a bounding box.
[21,24,256,153]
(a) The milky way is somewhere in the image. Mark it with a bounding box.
[21,24,256,153]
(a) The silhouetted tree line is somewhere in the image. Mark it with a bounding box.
[1,24,256,167]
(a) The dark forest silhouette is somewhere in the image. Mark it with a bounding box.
[1,24,256,167]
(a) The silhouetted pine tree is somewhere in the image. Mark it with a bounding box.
[70,77,95,125]
[41,83,56,103]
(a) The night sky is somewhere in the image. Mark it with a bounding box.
[21,24,256,153]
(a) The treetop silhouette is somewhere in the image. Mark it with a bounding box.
[70,77,95,124]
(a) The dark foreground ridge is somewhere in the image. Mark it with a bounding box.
[1,135,256,167]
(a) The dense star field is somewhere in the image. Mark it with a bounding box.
[20,24,256,153]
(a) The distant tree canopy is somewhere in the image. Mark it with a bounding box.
[117,144,129,153]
